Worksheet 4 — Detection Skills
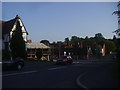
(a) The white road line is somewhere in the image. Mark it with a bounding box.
[48,66,67,70]
[1,70,38,77]
[73,62,80,64]
[76,72,88,89]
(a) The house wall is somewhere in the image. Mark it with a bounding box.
[2,34,9,50]
[3,34,9,42]
[27,48,51,60]
[19,19,27,42]
[3,17,28,51]
[10,18,27,42]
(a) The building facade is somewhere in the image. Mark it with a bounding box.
[26,42,51,61]
[1,15,28,51]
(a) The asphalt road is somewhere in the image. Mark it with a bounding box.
[1,61,119,89]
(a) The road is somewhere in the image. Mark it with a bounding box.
[2,60,119,88]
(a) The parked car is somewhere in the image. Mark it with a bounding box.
[55,56,73,64]
[2,58,25,70]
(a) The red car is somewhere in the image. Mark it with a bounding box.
[56,56,73,64]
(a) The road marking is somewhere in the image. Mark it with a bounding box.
[73,62,80,64]
[76,72,88,89]
[48,66,67,70]
[1,70,38,77]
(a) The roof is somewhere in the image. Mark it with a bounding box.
[1,18,17,35]
[26,43,50,49]
[0,21,6,23]
[0,15,28,35]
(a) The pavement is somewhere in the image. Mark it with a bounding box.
[2,58,119,88]
[76,62,120,89]
[26,59,119,88]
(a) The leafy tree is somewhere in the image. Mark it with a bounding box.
[112,10,120,15]
[40,40,50,46]
[51,33,117,60]
[36,49,42,60]
[71,36,81,47]
[85,36,89,39]
[105,40,116,54]
[10,20,26,59]
[95,33,104,39]
[64,37,69,43]
[113,35,117,41]
[113,9,120,60]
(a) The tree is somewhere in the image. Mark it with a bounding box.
[95,33,104,39]
[85,36,89,39]
[36,49,42,60]
[10,20,26,59]
[105,40,116,54]
[40,40,50,46]
[64,37,69,43]
[71,36,81,47]
[112,10,120,15]
[113,35,117,41]
[113,8,120,60]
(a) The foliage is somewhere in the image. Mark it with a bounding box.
[50,33,117,59]
[40,40,50,46]
[64,37,69,43]
[112,11,120,15]
[70,36,81,47]
[105,40,116,54]
[10,20,26,59]
[36,49,42,60]
[65,33,116,56]
[95,33,104,39]
[116,39,120,60]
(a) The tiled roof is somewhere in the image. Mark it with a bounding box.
[26,43,50,49]
[0,15,28,35]
[0,21,6,23]
[1,18,17,34]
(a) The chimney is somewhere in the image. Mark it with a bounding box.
[15,15,20,19]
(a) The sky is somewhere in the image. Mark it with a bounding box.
[2,2,118,43]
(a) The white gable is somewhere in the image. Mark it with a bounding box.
[10,18,28,42]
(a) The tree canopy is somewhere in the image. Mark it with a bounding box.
[10,20,26,59]
[63,33,116,55]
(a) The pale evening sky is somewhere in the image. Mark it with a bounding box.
[2,2,118,43]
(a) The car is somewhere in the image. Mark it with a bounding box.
[2,58,25,70]
[55,56,73,65]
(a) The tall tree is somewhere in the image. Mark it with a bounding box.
[36,49,42,60]
[65,37,69,43]
[10,20,26,59]
[71,36,81,47]
[40,40,50,46]
[95,33,104,39]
